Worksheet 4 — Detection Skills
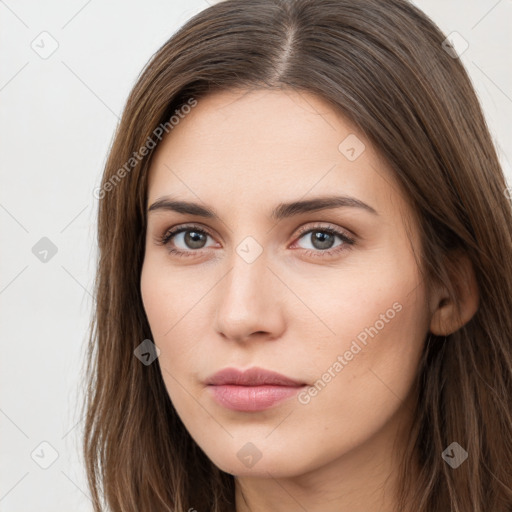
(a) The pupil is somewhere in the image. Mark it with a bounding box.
[312,231,334,250]
[185,231,206,249]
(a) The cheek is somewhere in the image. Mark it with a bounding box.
[140,257,194,340]
[140,261,169,337]
[297,253,425,350]
[304,256,429,416]
[140,261,197,419]
[140,258,207,375]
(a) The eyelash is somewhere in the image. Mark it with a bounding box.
[156,223,356,259]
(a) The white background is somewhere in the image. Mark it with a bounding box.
[1,1,511,510]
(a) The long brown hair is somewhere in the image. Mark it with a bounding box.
[82,0,512,510]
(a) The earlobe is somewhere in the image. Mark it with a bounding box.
[429,251,480,336]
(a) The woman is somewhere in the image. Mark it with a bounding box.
[83,0,512,510]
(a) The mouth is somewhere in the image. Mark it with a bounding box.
[205,366,307,412]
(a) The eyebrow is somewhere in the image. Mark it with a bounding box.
[147,195,378,220]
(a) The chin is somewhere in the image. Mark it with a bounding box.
[202,442,317,479]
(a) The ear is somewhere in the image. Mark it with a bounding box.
[429,250,479,336]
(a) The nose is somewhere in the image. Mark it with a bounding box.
[213,249,286,344]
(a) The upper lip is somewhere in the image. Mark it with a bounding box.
[205,367,306,387]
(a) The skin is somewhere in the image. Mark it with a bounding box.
[140,88,478,511]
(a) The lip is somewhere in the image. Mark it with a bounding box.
[205,367,307,412]
[205,367,305,387]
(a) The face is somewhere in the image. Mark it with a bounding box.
[140,88,431,478]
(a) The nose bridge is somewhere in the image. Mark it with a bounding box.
[214,242,283,340]
[222,244,270,310]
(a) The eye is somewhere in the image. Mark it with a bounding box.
[156,224,217,257]
[291,224,355,257]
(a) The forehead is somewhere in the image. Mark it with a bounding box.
[146,88,407,224]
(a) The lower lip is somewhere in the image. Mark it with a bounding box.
[207,384,305,412]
